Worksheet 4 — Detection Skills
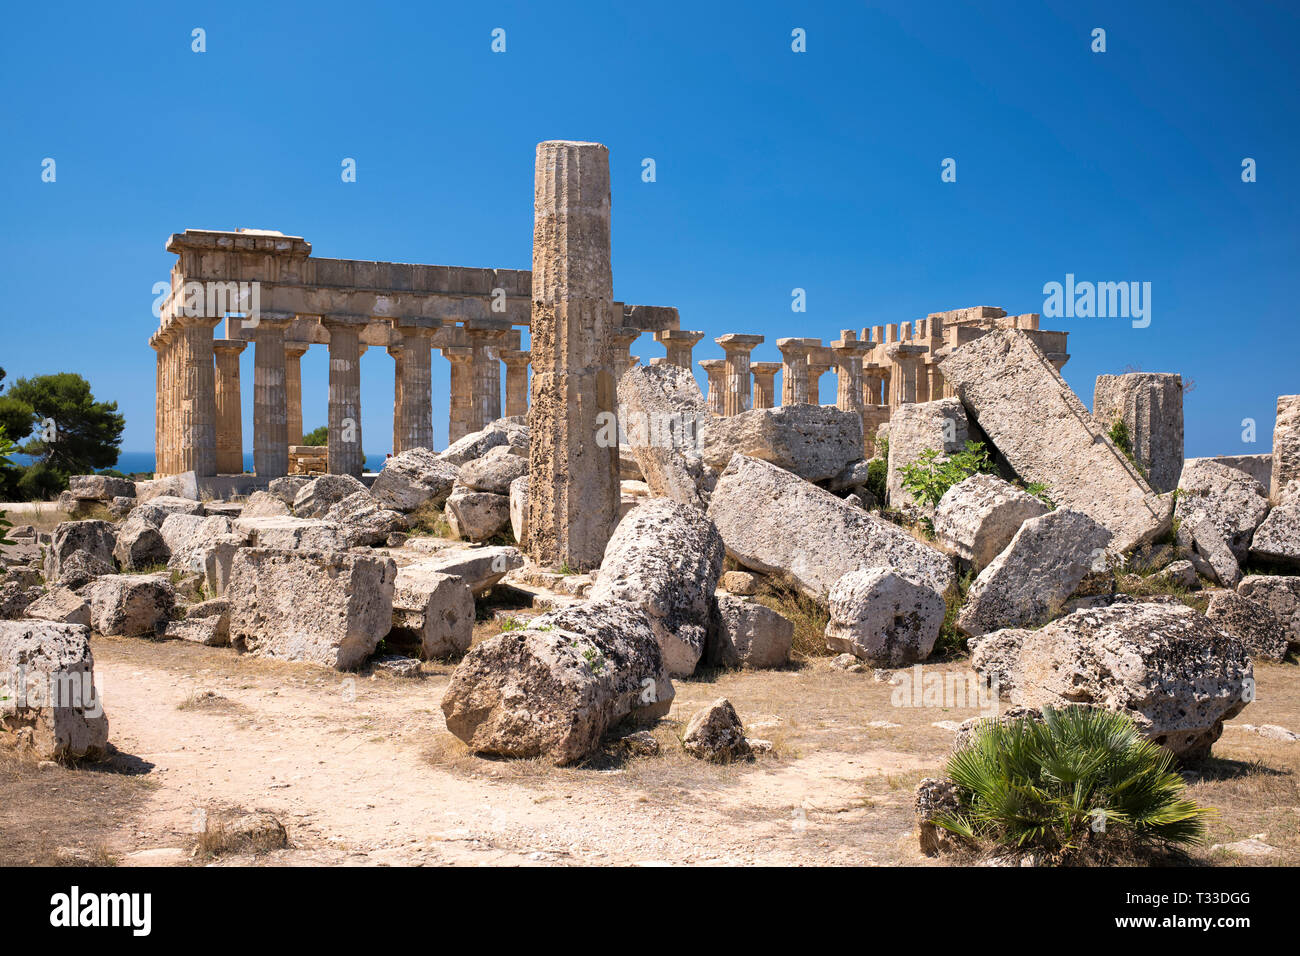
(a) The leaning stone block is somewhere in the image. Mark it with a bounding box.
[1175,459,1268,561]
[68,474,135,501]
[444,489,510,542]
[44,520,117,583]
[409,545,524,595]
[934,473,1047,572]
[1271,395,1300,503]
[1092,372,1184,492]
[1249,504,1300,572]
[0,621,108,760]
[24,588,91,627]
[370,448,460,512]
[617,363,713,508]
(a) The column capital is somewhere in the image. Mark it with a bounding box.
[384,315,440,336]
[499,348,531,367]
[698,358,726,372]
[716,333,764,353]
[751,361,782,375]
[654,328,705,345]
[213,338,248,355]
[284,341,310,359]
[320,312,368,332]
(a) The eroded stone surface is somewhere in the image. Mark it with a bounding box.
[699,404,863,483]
[371,448,460,512]
[825,568,945,665]
[1206,591,1289,662]
[886,398,970,510]
[617,364,712,508]
[0,621,108,760]
[934,473,1048,571]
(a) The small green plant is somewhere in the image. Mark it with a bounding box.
[934,706,1209,859]
[557,563,576,576]
[899,441,996,508]
[1022,481,1055,509]
[864,457,888,504]
[498,617,526,632]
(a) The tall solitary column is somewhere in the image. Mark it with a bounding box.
[751,362,782,410]
[777,337,819,405]
[252,314,294,478]
[443,347,474,444]
[284,342,309,446]
[323,314,365,477]
[500,349,531,418]
[716,334,764,416]
[655,329,705,369]
[177,315,219,477]
[699,359,727,415]
[527,140,619,571]
[213,339,247,474]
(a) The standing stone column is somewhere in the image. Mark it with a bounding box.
[699,359,727,416]
[716,334,764,416]
[862,363,887,407]
[177,315,219,477]
[443,347,474,444]
[387,317,437,452]
[831,331,870,417]
[751,362,781,410]
[150,333,164,475]
[161,326,178,475]
[213,339,247,474]
[610,327,641,380]
[252,314,294,478]
[500,349,531,418]
[388,342,406,454]
[1093,372,1185,493]
[284,342,309,447]
[885,344,928,408]
[777,338,819,405]
[322,314,366,477]
[465,319,510,433]
[527,140,619,571]
[807,351,834,405]
[655,329,705,369]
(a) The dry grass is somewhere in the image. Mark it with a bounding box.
[755,581,830,659]
[194,809,289,858]
[2,502,72,534]
[176,691,247,714]
[407,502,453,539]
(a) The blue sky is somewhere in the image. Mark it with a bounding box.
[2,0,1296,460]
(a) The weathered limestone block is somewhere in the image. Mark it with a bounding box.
[1272,395,1300,502]
[509,475,529,545]
[240,490,291,518]
[1175,459,1269,561]
[441,599,674,765]
[69,474,135,501]
[163,514,235,572]
[44,521,117,584]
[1154,559,1200,590]
[24,588,91,627]
[825,568,946,665]
[107,496,135,518]
[682,698,751,762]
[324,491,408,548]
[390,567,474,658]
[87,574,175,637]
[1249,504,1300,571]
[934,474,1048,571]
[292,474,368,518]
[618,444,645,481]
[706,594,792,669]
[0,621,108,760]
[967,628,1033,698]
[886,398,970,509]
[1184,454,1272,491]
[939,331,1171,552]
[1010,603,1253,760]
[0,582,43,620]
[197,535,243,598]
[439,418,528,466]
[706,454,955,600]
[719,570,762,595]
[957,509,1113,637]
[1092,373,1185,492]
[158,513,206,555]
[110,511,168,571]
[588,499,725,677]
[131,496,205,527]
[1178,516,1241,587]
[163,613,229,646]
[409,545,524,595]
[617,364,712,509]
[444,489,510,542]
[232,516,348,552]
[915,777,964,856]
[266,476,311,506]
[458,445,529,495]
[1206,591,1289,662]
[371,448,460,512]
[226,549,396,669]
[1237,575,1300,649]
[53,551,115,590]
[699,404,864,483]
[134,472,198,502]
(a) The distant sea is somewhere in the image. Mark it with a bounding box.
[23,451,391,476]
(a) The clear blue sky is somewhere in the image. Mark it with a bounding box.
[2,0,1296,460]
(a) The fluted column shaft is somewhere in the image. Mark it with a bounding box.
[253,318,292,478]
[397,328,434,451]
[324,317,364,477]
[500,350,531,418]
[444,348,474,444]
[284,343,308,447]
[213,339,246,474]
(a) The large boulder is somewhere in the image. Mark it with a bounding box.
[134,472,198,502]
[458,445,529,495]
[239,490,291,518]
[1236,575,1300,649]
[44,521,117,583]
[390,567,474,658]
[706,454,955,600]
[87,574,175,637]
[1010,603,1253,760]
[1175,459,1269,561]
[588,499,725,677]
[225,549,396,669]
[1178,516,1241,587]
[1205,591,1290,662]
[444,489,510,542]
[699,404,863,483]
[617,364,713,508]
[293,474,368,518]
[265,476,311,506]
[967,628,1033,697]
[1092,372,1185,493]
[1249,504,1300,571]
[0,621,108,759]
[938,330,1171,551]
[24,587,91,627]
[886,398,970,509]
[439,419,529,467]
[825,568,946,665]
[957,509,1113,637]
[163,514,235,571]
[370,448,460,512]
[68,474,135,501]
[707,594,793,669]
[324,491,407,547]
[0,582,43,620]
[53,550,115,590]
[232,516,348,552]
[441,600,674,765]
[131,496,204,527]
[934,473,1048,571]
[1271,395,1300,502]
[408,545,523,595]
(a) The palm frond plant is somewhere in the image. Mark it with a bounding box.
[933,706,1209,859]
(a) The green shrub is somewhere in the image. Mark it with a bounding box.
[934,706,1208,858]
[899,441,995,508]
[864,457,888,503]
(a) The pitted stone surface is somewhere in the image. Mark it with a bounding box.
[0,621,108,760]
[617,364,712,508]
[886,398,970,509]
[371,448,460,512]
[825,568,945,665]
[699,404,863,483]
[1175,459,1269,561]
[934,473,1048,571]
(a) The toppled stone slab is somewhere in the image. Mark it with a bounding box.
[939,331,1171,551]
[957,509,1113,636]
[617,364,713,508]
[44,521,117,584]
[1010,602,1253,760]
[1249,504,1300,571]
[24,588,91,627]
[441,599,673,765]
[412,545,523,595]
[825,568,946,665]
[266,476,311,506]
[226,549,396,670]
[706,593,793,669]
[324,491,407,548]
[1175,459,1269,561]
[163,615,228,646]
[0,621,108,760]
[131,496,205,526]
[0,582,42,620]
[1206,591,1289,662]
[886,398,970,510]
[53,551,115,590]
[1154,559,1200,590]
[163,514,236,572]
[458,445,529,495]
[444,489,510,542]
[1236,575,1300,649]
[232,516,348,552]
[934,473,1048,571]
[370,448,460,512]
[390,567,474,658]
[240,490,291,518]
[1179,516,1241,587]
[706,454,955,600]
[87,574,175,637]
[134,472,198,502]
[682,698,751,762]
[293,474,368,519]
[699,404,864,483]
[588,499,724,677]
